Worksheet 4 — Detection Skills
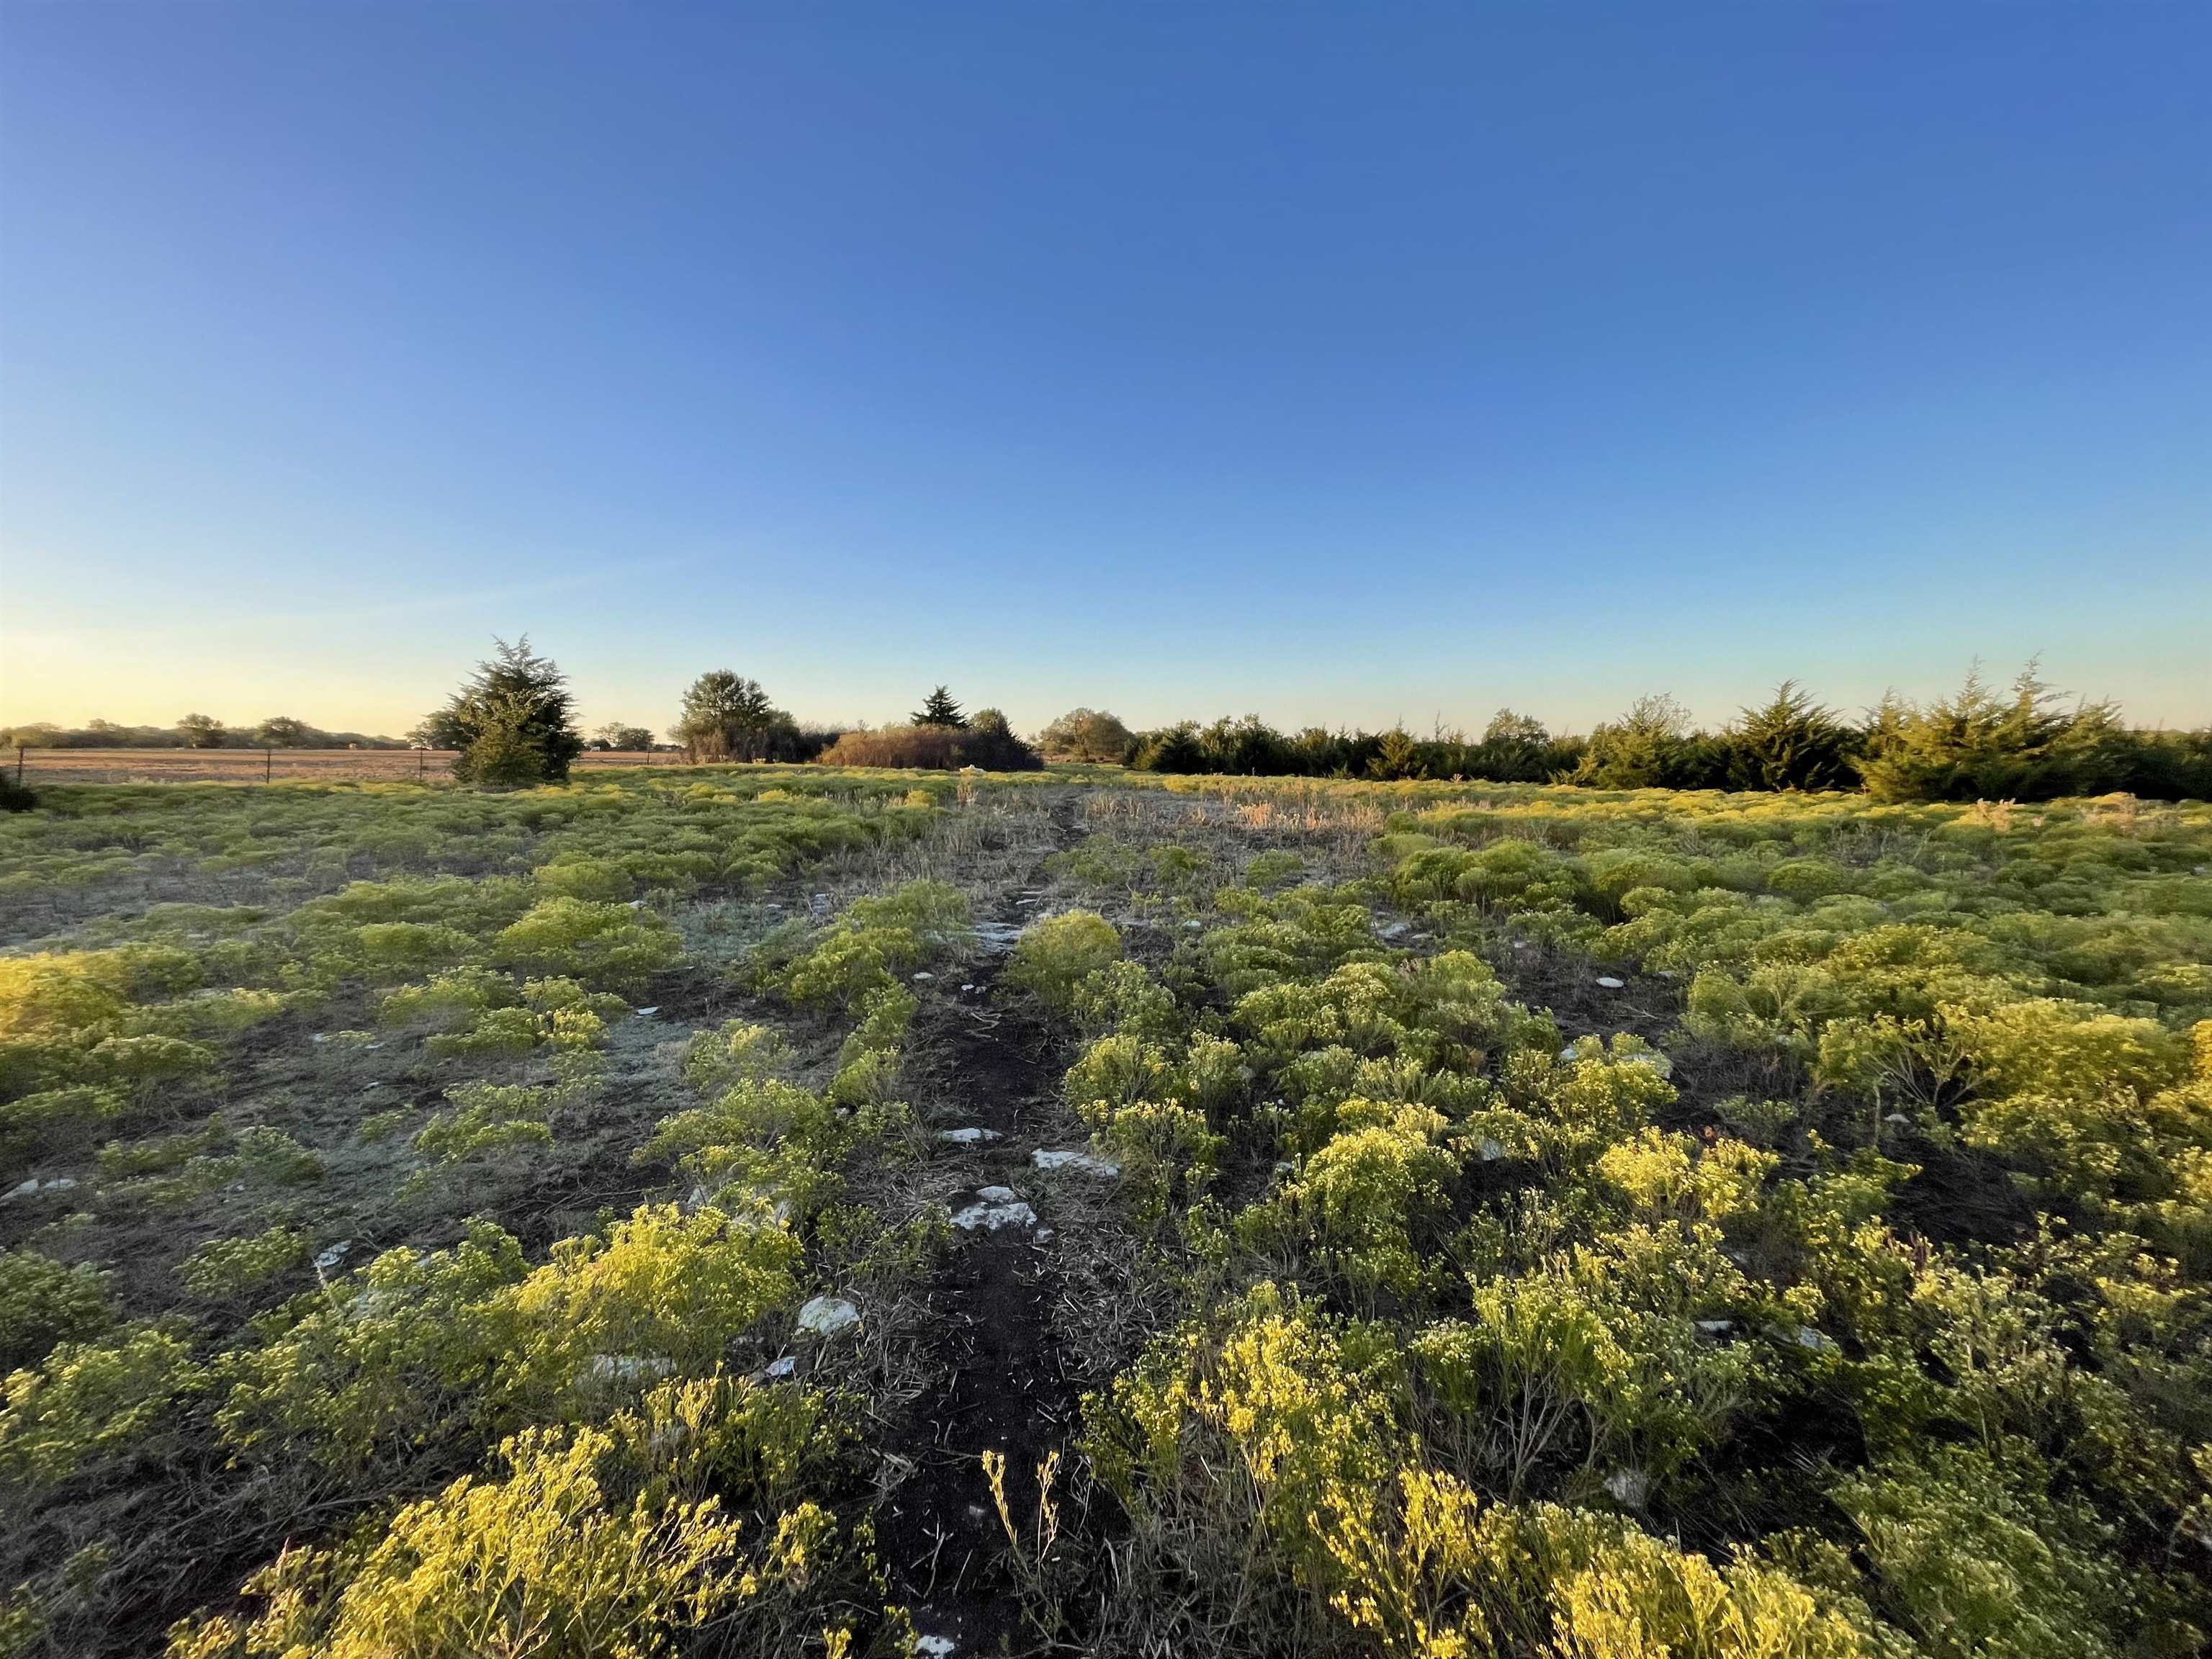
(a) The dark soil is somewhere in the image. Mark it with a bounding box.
[873,821,1085,1654]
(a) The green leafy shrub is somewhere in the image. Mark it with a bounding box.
[493,897,681,992]
[1005,911,1123,1014]
[178,1227,309,1303]
[0,1251,112,1374]
[1,1326,203,1488]
[495,1203,803,1411]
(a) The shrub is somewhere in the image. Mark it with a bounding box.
[0,1251,112,1374]
[815,722,1041,771]
[1833,1447,2138,1659]
[1006,912,1123,1014]
[493,897,682,990]
[0,1326,203,1488]
[495,1204,804,1410]
[218,1423,753,1659]
[1093,1282,1401,1579]
[215,1221,529,1476]
[1272,1104,1461,1298]
[770,881,968,1011]
[178,1228,308,1303]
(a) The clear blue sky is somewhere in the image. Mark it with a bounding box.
[3,4,2207,738]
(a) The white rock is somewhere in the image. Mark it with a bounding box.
[950,1197,1038,1232]
[915,1638,957,1658]
[583,1353,673,1385]
[310,1033,330,1044]
[1884,1111,1911,1125]
[1478,1138,1506,1161]
[796,1295,862,1338]
[314,1241,354,1272]
[4,1176,76,1202]
[1596,976,1626,990]
[1694,1318,1735,1337]
[1182,919,1203,930]
[960,983,978,993]
[912,971,934,982]
[1031,1148,1120,1177]
[634,1006,660,1018]
[1376,920,1411,940]
[1034,1226,1055,1243]
[938,1127,1002,1145]
[763,1354,798,1380]
[977,1184,1022,1203]
[1559,1043,1583,1062]
[1792,1325,1838,1353]
[1604,1467,1650,1507]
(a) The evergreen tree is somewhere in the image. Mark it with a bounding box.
[1856,663,2130,802]
[1367,727,1423,781]
[1725,682,1856,791]
[1131,723,1208,773]
[428,637,584,785]
[1571,695,1696,788]
[913,686,967,728]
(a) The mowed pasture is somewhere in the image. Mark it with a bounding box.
[10,748,675,786]
[2,767,2210,1659]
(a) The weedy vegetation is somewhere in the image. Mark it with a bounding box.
[2,762,2208,1658]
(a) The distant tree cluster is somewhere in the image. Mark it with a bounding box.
[817,691,1040,770]
[1095,667,2212,803]
[589,723,658,752]
[1035,707,1137,763]
[1,717,408,750]
[669,672,837,763]
[1114,709,1584,783]
[78,647,2195,801]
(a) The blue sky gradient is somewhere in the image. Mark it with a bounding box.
[3,5,2207,737]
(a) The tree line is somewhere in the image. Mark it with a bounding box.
[1,716,408,750]
[16,648,2199,804]
[1073,670,2212,802]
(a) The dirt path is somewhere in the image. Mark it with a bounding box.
[875,803,1087,1653]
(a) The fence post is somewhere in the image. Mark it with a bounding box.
[14,745,22,786]
[265,747,274,783]
[418,749,426,781]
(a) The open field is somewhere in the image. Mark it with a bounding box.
[9,749,679,786]
[3,767,2210,1658]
